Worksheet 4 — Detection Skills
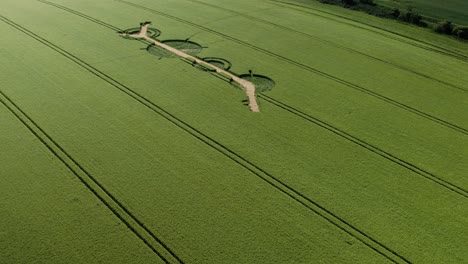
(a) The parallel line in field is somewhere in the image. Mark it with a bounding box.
[35,0,468,244]
[36,0,468,199]
[0,92,175,264]
[36,0,152,47]
[0,14,410,263]
[270,0,468,63]
[183,0,468,93]
[115,0,468,136]
[259,94,468,198]
[0,15,184,264]
[38,0,119,31]
[37,0,468,197]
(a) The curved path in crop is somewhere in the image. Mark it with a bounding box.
[128,23,260,112]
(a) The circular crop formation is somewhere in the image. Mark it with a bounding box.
[202,57,231,71]
[146,40,203,58]
[193,57,232,72]
[238,74,275,93]
[119,27,161,39]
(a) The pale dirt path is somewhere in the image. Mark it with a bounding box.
[127,23,260,112]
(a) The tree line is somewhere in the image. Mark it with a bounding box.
[318,0,468,40]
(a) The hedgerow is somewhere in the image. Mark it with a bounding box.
[317,0,468,40]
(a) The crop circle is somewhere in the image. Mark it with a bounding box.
[146,40,203,58]
[202,57,231,70]
[119,27,161,39]
[238,74,275,92]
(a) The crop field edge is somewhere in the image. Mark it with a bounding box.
[270,0,468,61]
[113,0,468,137]
[181,0,468,94]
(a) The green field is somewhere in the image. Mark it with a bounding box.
[1,0,467,263]
[375,0,468,25]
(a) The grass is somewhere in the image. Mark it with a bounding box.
[0,0,467,263]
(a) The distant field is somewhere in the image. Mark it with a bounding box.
[1,0,467,263]
[375,0,468,25]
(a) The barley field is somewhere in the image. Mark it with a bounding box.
[1,0,467,263]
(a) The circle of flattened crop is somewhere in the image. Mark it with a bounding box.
[202,57,232,71]
[146,44,178,58]
[238,74,275,93]
[161,40,203,56]
[120,27,161,39]
[146,40,203,58]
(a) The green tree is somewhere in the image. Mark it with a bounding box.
[359,0,376,5]
[435,20,454,35]
[453,26,468,39]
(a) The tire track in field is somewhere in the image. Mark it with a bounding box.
[0,15,184,264]
[36,0,468,223]
[0,14,410,263]
[35,0,152,47]
[0,89,177,264]
[270,0,468,63]
[36,0,468,198]
[31,0,468,251]
[258,94,468,198]
[183,0,468,93]
[114,0,468,136]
